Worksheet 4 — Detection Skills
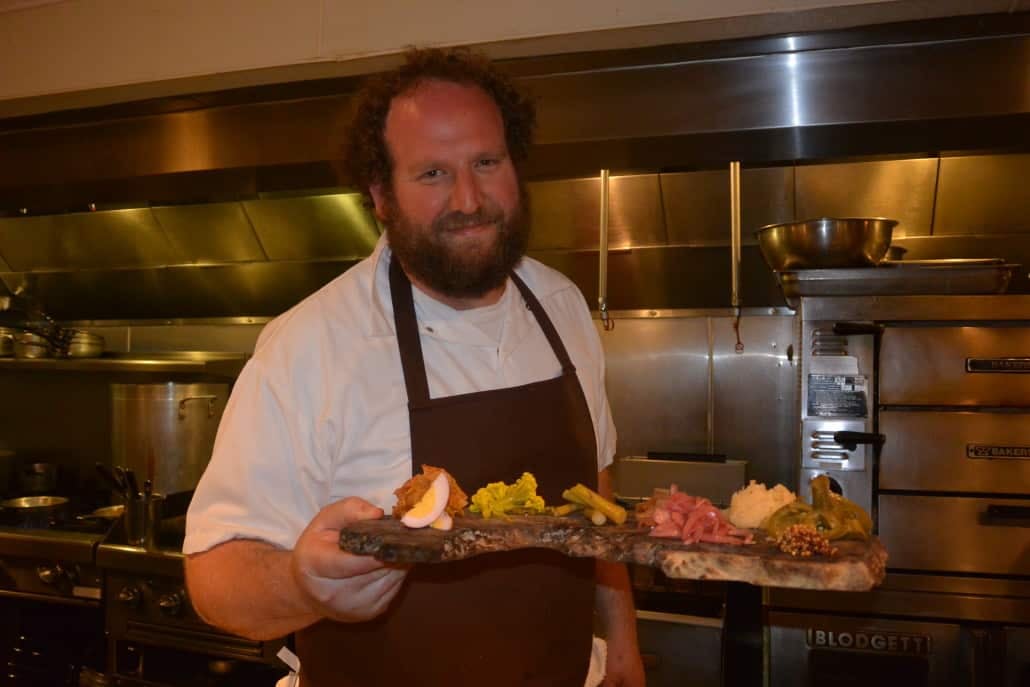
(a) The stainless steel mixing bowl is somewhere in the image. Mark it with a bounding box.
[755,217,897,271]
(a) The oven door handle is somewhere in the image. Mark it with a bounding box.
[832,431,886,452]
[980,504,1030,528]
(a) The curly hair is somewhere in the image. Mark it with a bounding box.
[339,47,536,200]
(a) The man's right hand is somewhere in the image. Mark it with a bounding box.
[290,497,409,623]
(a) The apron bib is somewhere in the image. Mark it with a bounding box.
[296,257,599,686]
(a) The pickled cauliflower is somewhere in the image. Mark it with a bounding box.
[469,472,546,518]
[726,480,797,529]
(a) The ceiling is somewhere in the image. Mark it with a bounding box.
[0,0,65,13]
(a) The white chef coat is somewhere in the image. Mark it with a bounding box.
[184,236,616,554]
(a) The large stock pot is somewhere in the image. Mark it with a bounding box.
[110,382,228,496]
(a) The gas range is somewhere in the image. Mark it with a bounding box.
[0,515,111,604]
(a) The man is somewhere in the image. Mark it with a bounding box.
[184,47,645,687]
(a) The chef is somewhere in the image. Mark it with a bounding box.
[183,47,645,687]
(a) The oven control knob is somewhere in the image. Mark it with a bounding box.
[158,590,186,616]
[36,564,66,585]
[117,586,142,607]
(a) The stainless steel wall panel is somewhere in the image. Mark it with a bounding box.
[712,315,798,489]
[879,494,1030,576]
[880,327,1030,406]
[527,174,665,251]
[152,202,267,263]
[243,194,379,260]
[529,245,782,310]
[76,325,130,353]
[934,154,1030,235]
[880,410,1030,494]
[0,209,177,270]
[125,324,265,354]
[661,167,793,246]
[795,158,937,237]
[597,316,710,458]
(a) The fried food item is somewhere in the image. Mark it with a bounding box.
[392,465,468,519]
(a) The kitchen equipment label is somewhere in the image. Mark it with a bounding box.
[967,358,1030,373]
[967,444,1030,460]
[807,628,932,655]
[807,374,868,418]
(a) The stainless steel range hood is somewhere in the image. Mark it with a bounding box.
[0,15,1027,321]
[3,152,1030,321]
[0,192,381,319]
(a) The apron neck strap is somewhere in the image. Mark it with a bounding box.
[509,271,576,374]
[389,255,432,406]
[389,256,577,407]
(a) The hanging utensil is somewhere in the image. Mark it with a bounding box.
[123,468,140,499]
[730,161,744,354]
[598,168,614,331]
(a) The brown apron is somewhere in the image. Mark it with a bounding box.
[294,257,599,687]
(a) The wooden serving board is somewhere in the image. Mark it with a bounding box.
[338,515,887,592]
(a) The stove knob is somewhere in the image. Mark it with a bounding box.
[117,586,142,607]
[158,590,185,616]
[36,564,65,585]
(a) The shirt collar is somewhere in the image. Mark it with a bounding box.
[363,233,561,346]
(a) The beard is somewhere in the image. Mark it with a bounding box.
[383,186,530,300]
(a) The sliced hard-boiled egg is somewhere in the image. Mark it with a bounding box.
[430,511,453,531]
[400,472,450,528]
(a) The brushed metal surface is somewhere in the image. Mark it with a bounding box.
[879,410,1030,494]
[779,262,1017,300]
[0,208,176,271]
[660,167,793,246]
[530,37,1030,144]
[795,158,937,237]
[526,174,665,250]
[800,295,1030,323]
[934,154,1030,235]
[598,316,709,458]
[767,611,964,687]
[0,96,349,187]
[712,315,798,490]
[878,494,1030,576]
[152,202,267,263]
[0,261,356,319]
[2,32,1027,190]
[125,323,264,353]
[880,327,1030,406]
[529,244,782,310]
[111,382,228,496]
[243,193,379,261]
[767,572,1030,622]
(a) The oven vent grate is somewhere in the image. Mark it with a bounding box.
[812,328,848,357]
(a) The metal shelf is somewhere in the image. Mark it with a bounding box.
[0,352,248,377]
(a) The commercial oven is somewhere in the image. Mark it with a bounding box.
[768,295,1030,687]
